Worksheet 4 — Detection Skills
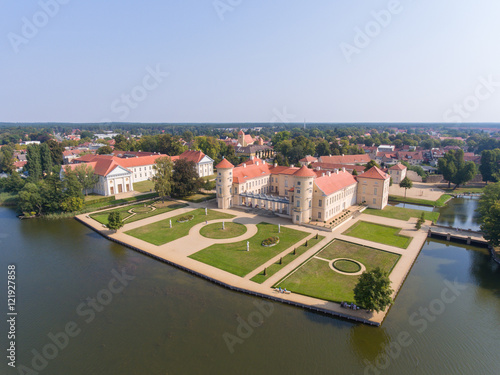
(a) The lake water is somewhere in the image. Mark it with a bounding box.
[391,197,481,232]
[1,200,499,375]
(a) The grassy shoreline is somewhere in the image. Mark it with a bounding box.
[388,194,452,207]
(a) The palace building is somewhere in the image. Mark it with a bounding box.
[215,157,390,225]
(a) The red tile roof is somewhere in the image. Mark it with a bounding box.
[293,165,317,177]
[319,154,370,165]
[216,159,234,169]
[299,156,318,163]
[310,162,365,173]
[270,166,299,175]
[315,171,357,195]
[357,166,390,180]
[389,163,407,171]
[71,154,166,176]
[64,161,120,177]
[178,150,205,164]
[233,163,271,184]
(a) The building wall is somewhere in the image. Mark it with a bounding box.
[216,168,233,209]
[198,161,213,178]
[389,168,406,184]
[292,176,314,224]
[130,164,156,182]
[356,177,389,209]
[312,183,357,222]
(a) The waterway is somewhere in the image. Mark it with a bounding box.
[1,199,499,375]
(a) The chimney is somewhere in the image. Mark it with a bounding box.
[342,154,344,157]
[273,161,277,168]
[290,164,294,168]
[322,173,325,177]
[327,171,331,176]
[262,160,266,165]
[329,154,332,157]
[250,155,254,160]
[243,163,246,168]
[256,161,259,166]
[316,167,321,171]
[342,167,346,172]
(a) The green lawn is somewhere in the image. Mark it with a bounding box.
[201,174,216,182]
[364,206,440,223]
[250,235,325,284]
[90,200,188,225]
[343,221,412,249]
[125,209,234,245]
[388,194,452,207]
[441,186,484,194]
[133,180,155,193]
[83,192,158,211]
[200,222,247,239]
[84,193,113,203]
[275,240,400,303]
[189,223,310,277]
[181,192,216,203]
[0,191,17,206]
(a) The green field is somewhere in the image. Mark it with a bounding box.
[388,194,452,207]
[125,209,234,245]
[364,205,439,223]
[90,200,187,225]
[250,235,325,284]
[275,240,400,303]
[343,221,412,249]
[181,192,216,203]
[189,223,309,277]
[441,186,484,194]
[0,191,17,206]
[133,180,155,193]
[200,222,247,239]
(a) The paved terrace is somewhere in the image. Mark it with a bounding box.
[76,200,429,326]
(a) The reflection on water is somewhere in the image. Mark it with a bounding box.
[435,197,481,231]
[388,202,434,211]
[1,206,499,375]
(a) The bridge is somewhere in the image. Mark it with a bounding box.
[428,225,488,246]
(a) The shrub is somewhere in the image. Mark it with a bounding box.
[177,215,194,223]
[261,236,279,246]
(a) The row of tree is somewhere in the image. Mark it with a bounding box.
[153,157,205,201]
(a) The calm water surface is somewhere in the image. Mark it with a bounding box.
[0,201,499,375]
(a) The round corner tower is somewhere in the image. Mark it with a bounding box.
[292,165,316,224]
[215,158,234,209]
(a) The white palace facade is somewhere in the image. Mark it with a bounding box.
[215,157,390,225]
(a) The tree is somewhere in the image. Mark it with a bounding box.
[399,176,413,198]
[479,149,500,184]
[46,139,64,166]
[415,212,425,230]
[438,149,477,188]
[62,167,84,200]
[97,145,113,155]
[74,164,98,195]
[353,267,393,312]
[153,156,174,202]
[315,139,331,157]
[351,169,358,176]
[107,212,123,231]
[364,160,380,171]
[478,182,500,246]
[26,144,42,180]
[0,146,15,173]
[18,182,43,215]
[171,159,203,197]
[40,142,52,175]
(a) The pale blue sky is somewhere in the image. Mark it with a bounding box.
[1,0,499,123]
